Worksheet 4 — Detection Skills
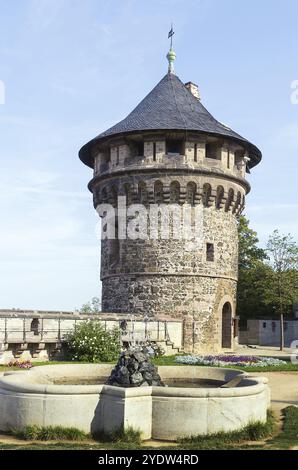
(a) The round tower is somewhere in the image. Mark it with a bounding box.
[79,49,261,354]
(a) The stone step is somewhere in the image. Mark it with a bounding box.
[156,340,184,356]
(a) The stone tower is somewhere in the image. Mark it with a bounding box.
[79,48,261,354]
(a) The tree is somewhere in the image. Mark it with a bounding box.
[238,216,268,270]
[237,216,270,323]
[266,230,298,350]
[80,297,101,314]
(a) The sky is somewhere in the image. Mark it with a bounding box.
[0,0,297,311]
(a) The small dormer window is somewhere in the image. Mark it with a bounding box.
[31,318,40,336]
[206,143,220,160]
[136,142,144,157]
[235,149,244,166]
[166,139,184,155]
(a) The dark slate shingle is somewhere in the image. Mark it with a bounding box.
[79,73,261,168]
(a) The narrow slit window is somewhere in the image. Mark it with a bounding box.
[116,146,119,165]
[206,243,214,262]
[153,142,157,161]
[194,143,197,162]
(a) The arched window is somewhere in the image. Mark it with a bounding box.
[110,185,118,207]
[202,183,211,207]
[222,302,232,349]
[138,182,148,204]
[30,318,40,336]
[123,183,132,206]
[120,319,127,333]
[216,186,224,209]
[225,188,234,212]
[186,182,197,206]
[154,181,163,204]
[234,191,242,213]
[170,181,180,204]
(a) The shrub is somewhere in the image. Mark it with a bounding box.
[111,427,142,444]
[94,426,142,445]
[66,320,121,363]
[12,425,89,441]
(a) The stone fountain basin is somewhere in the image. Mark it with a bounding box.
[0,364,270,441]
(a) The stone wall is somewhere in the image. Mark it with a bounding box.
[0,310,183,362]
[89,131,250,354]
[94,175,242,353]
[240,319,298,347]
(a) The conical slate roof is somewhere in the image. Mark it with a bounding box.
[79,72,262,168]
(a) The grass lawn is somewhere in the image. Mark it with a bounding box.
[0,407,297,450]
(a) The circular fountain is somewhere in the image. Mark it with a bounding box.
[0,358,270,440]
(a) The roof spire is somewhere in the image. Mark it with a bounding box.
[167,23,176,74]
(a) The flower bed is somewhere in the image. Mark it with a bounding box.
[175,355,287,367]
[7,360,33,369]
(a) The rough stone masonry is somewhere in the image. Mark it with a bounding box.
[106,347,164,387]
[79,48,262,354]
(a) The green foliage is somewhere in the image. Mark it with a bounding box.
[238,215,268,270]
[237,216,272,322]
[266,406,298,449]
[79,297,101,314]
[178,410,275,448]
[66,320,121,362]
[94,427,142,445]
[12,425,89,441]
[280,406,298,439]
[237,260,274,323]
[2,408,298,450]
[237,218,298,323]
[111,427,142,445]
[265,230,298,315]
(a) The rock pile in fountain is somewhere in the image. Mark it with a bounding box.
[106,347,164,387]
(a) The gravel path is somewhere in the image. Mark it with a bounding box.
[253,371,298,412]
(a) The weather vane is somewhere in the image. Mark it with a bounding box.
[168,23,174,49]
[167,24,176,73]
